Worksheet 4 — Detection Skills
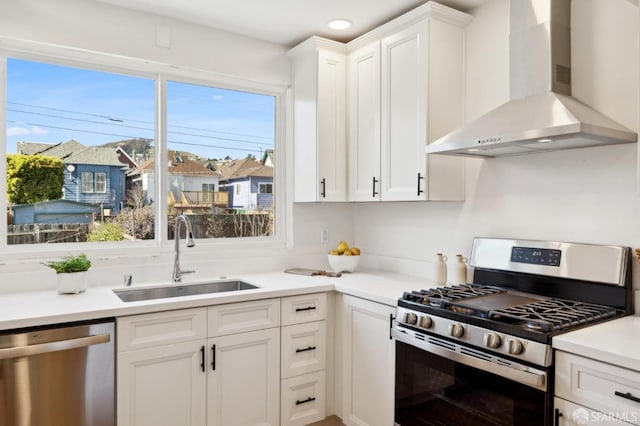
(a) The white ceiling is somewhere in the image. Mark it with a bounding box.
[95,0,488,47]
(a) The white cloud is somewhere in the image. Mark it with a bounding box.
[211,95,224,101]
[6,125,49,137]
[6,126,30,137]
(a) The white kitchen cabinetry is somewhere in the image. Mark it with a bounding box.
[348,3,472,201]
[555,351,640,425]
[340,294,396,426]
[288,38,347,202]
[117,308,208,426]
[280,293,328,426]
[117,299,281,426]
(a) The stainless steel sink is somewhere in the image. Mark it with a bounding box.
[114,280,259,302]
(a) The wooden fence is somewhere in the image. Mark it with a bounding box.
[8,223,92,244]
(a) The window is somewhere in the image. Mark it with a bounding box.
[3,52,280,249]
[167,80,276,240]
[258,183,272,194]
[81,172,107,193]
[81,172,94,193]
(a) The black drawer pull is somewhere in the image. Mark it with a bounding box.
[296,397,316,405]
[554,409,563,426]
[615,391,640,404]
[200,346,205,372]
[417,172,424,196]
[295,306,316,312]
[295,346,316,353]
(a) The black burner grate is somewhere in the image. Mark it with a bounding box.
[402,284,505,307]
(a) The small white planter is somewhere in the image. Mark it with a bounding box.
[57,271,88,294]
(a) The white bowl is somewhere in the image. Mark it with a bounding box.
[328,254,360,273]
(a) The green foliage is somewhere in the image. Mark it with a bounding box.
[47,254,91,274]
[87,222,125,242]
[114,206,155,240]
[6,154,65,205]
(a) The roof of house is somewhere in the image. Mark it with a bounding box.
[127,151,221,177]
[17,140,129,167]
[218,158,273,180]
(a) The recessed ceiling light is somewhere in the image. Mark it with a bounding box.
[538,138,553,143]
[328,19,352,30]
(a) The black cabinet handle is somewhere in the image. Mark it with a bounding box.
[554,408,563,426]
[320,178,326,198]
[372,177,379,197]
[211,344,216,371]
[417,172,424,196]
[295,397,316,405]
[389,314,395,340]
[295,346,316,353]
[295,306,316,312]
[615,391,640,404]
[200,346,205,372]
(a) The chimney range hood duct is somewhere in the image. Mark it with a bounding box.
[427,0,637,158]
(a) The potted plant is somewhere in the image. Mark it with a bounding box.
[47,254,92,294]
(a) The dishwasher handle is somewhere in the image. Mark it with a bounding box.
[0,333,111,360]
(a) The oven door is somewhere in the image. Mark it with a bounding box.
[393,326,552,426]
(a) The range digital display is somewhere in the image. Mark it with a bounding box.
[511,246,561,267]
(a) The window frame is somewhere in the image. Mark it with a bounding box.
[81,172,95,193]
[94,172,107,193]
[0,38,288,261]
[258,182,273,194]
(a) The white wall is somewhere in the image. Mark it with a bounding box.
[353,0,640,284]
[0,0,290,86]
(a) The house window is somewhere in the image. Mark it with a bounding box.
[258,183,272,194]
[81,172,94,193]
[167,81,276,240]
[94,173,107,193]
[202,183,215,192]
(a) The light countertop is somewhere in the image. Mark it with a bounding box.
[0,270,431,331]
[552,315,640,372]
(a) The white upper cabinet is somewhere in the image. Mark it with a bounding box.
[348,3,472,201]
[288,39,347,202]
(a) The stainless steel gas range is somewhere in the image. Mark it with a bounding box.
[391,238,632,426]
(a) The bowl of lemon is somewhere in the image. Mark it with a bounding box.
[328,241,361,273]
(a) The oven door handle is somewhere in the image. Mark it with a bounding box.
[392,327,547,391]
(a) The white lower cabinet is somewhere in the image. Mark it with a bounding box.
[341,294,395,426]
[555,351,640,425]
[117,300,281,426]
[207,328,280,426]
[117,340,207,426]
[281,371,327,426]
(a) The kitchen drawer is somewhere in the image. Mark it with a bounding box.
[281,371,326,426]
[281,293,327,326]
[208,298,280,337]
[554,397,631,426]
[281,320,326,379]
[117,307,207,351]
[556,351,640,425]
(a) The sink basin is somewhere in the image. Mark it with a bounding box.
[114,280,259,302]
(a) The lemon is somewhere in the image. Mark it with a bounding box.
[337,241,349,254]
[329,250,340,255]
[343,250,353,256]
[350,247,361,256]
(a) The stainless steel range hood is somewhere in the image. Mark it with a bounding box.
[426,0,637,158]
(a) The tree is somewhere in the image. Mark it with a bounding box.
[6,154,64,204]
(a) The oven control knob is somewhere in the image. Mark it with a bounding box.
[418,316,433,329]
[449,323,465,338]
[507,339,525,355]
[404,312,418,325]
[483,332,501,349]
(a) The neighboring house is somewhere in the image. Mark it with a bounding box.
[11,199,99,224]
[17,140,134,214]
[218,158,274,211]
[127,151,225,211]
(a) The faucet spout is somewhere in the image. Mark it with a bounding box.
[173,214,195,283]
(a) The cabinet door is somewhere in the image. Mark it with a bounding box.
[348,41,381,202]
[207,328,280,426]
[316,49,347,202]
[118,340,207,426]
[342,295,395,426]
[380,22,428,201]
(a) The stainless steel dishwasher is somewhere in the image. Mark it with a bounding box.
[0,318,115,426]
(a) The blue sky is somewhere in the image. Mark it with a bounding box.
[6,58,275,161]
